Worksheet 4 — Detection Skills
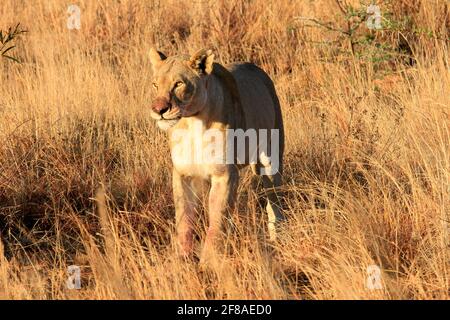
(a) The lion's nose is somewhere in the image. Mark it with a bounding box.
[151,97,171,115]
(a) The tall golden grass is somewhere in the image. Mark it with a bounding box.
[0,0,448,299]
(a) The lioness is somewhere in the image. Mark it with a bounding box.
[149,48,284,263]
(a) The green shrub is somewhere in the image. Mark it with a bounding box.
[0,23,27,63]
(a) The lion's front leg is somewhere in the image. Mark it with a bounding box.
[200,166,239,265]
[172,170,197,259]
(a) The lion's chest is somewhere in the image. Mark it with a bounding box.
[169,120,227,179]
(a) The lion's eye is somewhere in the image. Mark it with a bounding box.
[152,83,158,90]
[174,81,184,88]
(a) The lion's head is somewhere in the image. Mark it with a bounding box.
[148,48,215,131]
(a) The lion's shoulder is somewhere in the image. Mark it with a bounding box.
[226,62,276,90]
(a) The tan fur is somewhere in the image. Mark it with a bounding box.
[149,48,284,264]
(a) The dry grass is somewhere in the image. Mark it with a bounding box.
[0,0,448,299]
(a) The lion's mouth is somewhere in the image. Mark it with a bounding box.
[162,106,181,120]
[150,106,181,130]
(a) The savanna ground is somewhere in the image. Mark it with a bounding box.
[0,0,448,299]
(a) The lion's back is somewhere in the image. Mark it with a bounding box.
[226,62,283,134]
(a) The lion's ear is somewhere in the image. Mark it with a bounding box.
[149,48,167,68]
[189,49,214,75]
